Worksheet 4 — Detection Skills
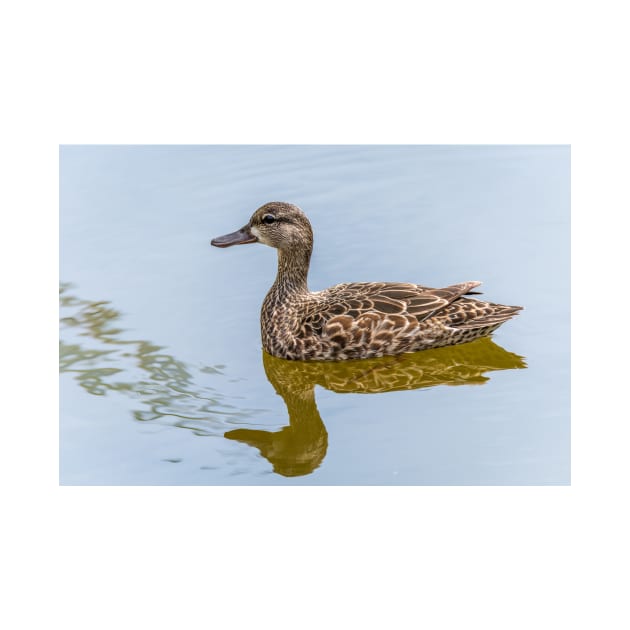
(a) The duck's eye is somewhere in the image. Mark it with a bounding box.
[262,214,276,225]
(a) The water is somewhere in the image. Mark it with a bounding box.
[59,145,570,485]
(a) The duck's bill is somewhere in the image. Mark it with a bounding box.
[211,226,258,248]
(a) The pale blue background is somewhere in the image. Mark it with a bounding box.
[60,145,570,484]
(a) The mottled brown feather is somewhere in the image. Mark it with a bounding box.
[212,202,522,361]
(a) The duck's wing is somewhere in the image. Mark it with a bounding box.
[304,281,483,330]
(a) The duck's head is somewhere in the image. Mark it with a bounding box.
[211,202,313,252]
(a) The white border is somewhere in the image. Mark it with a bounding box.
[3,1,628,629]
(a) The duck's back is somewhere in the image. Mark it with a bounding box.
[262,281,522,361]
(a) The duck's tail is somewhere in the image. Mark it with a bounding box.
[454,304,523,330]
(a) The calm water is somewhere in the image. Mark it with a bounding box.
[59,145,570,485]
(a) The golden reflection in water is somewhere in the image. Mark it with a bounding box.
[225,340,527,477]
[61,284,526,479]
[60,284,253,436]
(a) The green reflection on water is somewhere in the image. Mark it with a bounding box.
[60,284,526,478]
[225,338,527,477]
[60,284,253,436]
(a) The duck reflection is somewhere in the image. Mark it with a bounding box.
[61,284,526,478]
[225,339,526,477]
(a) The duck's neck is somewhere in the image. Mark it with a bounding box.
[272,247,311,297]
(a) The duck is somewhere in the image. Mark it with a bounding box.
[211,202,522,361]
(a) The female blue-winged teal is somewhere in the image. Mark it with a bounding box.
[211,202,522,361]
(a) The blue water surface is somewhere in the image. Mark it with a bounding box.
[59,145,570,485]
